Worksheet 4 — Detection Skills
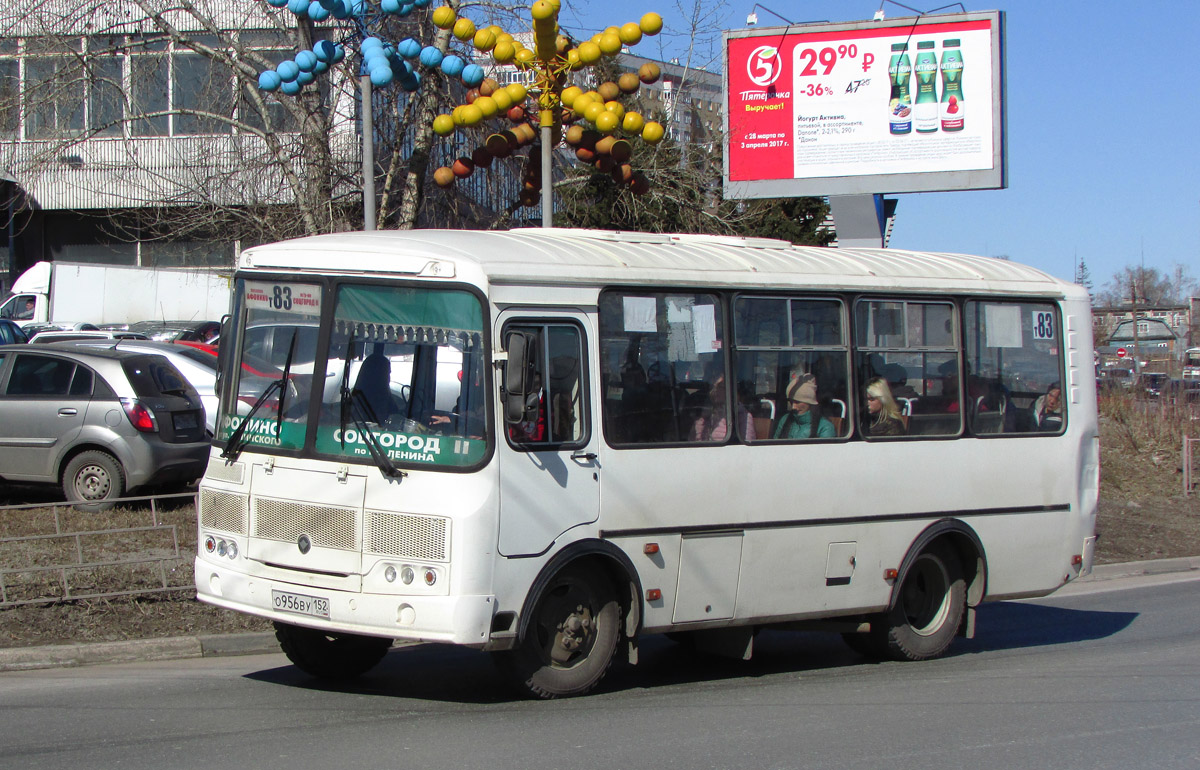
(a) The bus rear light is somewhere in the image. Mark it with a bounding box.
[1071,554,1083,566]
[883,568,899,580]
[120,398,158,432]
[646,589,662,601]
[643,543,660,555]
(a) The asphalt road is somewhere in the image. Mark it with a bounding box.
[2,572,1198,770]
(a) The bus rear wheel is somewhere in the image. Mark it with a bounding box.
[880,542,966,661]
[497,567,621,699]
[274,621,392,680]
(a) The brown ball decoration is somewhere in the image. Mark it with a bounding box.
[575,146,596,163]
[618,72,641,93]
[565,124,585,146]
[610,139,633,163]
[597,81,620,101]
[486,133,512,158]
[433,166,455,187]
[479,78,499,96]
[471,147,493,168]
[638,62,661,84]
[452,157,475,178]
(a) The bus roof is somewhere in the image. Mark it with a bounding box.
[240,229,1079,298]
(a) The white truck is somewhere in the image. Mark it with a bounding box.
[0,261,231,329]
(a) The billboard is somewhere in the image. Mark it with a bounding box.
[723,11,1005,199]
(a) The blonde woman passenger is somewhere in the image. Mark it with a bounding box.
[865,376,906,437]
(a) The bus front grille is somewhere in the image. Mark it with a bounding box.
[200,489,249,535]
[365,510,449,562]
[253,498,357,550]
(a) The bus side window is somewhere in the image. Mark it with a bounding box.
[505,322,587,449]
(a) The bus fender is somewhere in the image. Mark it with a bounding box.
[516,539,644,664]
[890,519,988,636]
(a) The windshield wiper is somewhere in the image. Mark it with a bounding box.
[275,330,299,432]
[220,378,281,463]
[347,390,406,481]
[339,330,356,449]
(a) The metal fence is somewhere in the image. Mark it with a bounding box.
[0,493,196,607]
[1187,437,1200,497]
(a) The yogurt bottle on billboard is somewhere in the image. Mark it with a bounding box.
[887,43,912,135]
[913,41,939,133]
[939,39,965,131]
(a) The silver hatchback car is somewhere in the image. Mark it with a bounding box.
[0,344,210,507]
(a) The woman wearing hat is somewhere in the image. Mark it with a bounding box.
[773,374,835,439]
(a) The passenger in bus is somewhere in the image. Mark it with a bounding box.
[1032,382,1063,431]
[689,371,756,442]
[773,374,835,439]
[352,350,399,424]
[864,377,906,436]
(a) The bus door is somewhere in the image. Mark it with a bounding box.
[497,315,599,557]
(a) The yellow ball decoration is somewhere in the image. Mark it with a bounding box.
[451,105,468,126]
[474,95,498,118]
[473,29,496,51]
[567,49,583,69]
[619,22,643,46]
[514,47,535,67]
[640,12,663,35]
[432,114,456,136]
[641,120,665,143]
[431,6,457,29]
[491,87,514,110]
[583,101,606,123]
[453,18,476,41]
[561,86,583,108]
[604,25,620,36]
[622,111,645,133]
[460,104,484,126]
[599,32,622,55]
[506,82,528,102]
[531,0,556,20]
[578,40,601,63]
[604,100,625,120]
[492,41,515,62]
[594,110,619,133]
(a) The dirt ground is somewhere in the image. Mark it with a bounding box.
[2,398,1197,650]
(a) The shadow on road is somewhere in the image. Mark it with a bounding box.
[243,599,1137,704]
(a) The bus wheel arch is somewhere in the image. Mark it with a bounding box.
[500,540,643,698]
[893,519,988,616]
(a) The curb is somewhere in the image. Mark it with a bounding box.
[4,558,1200,673]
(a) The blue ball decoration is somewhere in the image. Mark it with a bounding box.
[307,2,330,20]
[381,0,401,12]
[258,70,282,91]
[419,46,443,68]
[281,80,302,95]
[369,66,394,86]
[413,0,431,7]
[313,40,337,62]
[266,0,288,7]
[295,50,318,72]
[399,3,414,14]
[313,60,330,74]
[287,0,309,15]
[440,55,465,77]
[400,72,421,91]
[331,0,351,19]
[318,0,336,7]
[460,63,484,87]
[296,70,316,85]
[397,38,421,59]
[332,43,346,63]
[276,60,300,82]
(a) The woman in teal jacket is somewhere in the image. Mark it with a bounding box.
[773,374,836,439]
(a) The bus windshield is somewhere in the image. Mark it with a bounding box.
[217,279,488,469]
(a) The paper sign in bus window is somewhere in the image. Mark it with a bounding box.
[623,296,657,332]
[983,304,1022,348]
[692,303,718,352]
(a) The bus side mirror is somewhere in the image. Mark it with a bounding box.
[503,330,534,424]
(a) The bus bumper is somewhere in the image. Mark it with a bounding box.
[195,559,496,647]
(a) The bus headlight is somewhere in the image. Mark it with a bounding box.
[384,565,397,583]
[400,566,415,585]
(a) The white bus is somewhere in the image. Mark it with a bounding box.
[196,229,1099,698]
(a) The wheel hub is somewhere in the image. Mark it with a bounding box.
[551,605,593,663]
[78,466,110,499]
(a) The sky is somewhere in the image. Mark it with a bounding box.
[550,0,1200,288]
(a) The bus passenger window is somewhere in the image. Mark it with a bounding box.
[964,301,1065,434]
[734,296,849,441]
[598,291,726,445]
[856,299,961,437]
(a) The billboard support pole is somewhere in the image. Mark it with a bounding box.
[829,194,886,248]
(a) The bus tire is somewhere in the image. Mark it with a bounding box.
[273,621,392,680]
[880,542,966,661]
[497,566,621,699]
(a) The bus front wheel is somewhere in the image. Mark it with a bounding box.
[274,621,392,680]
[497,567,621,699]
[880,542,966,661]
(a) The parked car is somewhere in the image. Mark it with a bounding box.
[1135,372,1168,399]
[0,319,28,345]
[28,330,150,344]
[101,320,222,344]
[0,344,210,507]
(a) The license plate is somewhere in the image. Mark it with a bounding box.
[173,412,199,430]
[272,589,330,619]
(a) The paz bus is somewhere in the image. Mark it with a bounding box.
[196,229,1098,698]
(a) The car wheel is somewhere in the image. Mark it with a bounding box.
[62,450,126,511]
